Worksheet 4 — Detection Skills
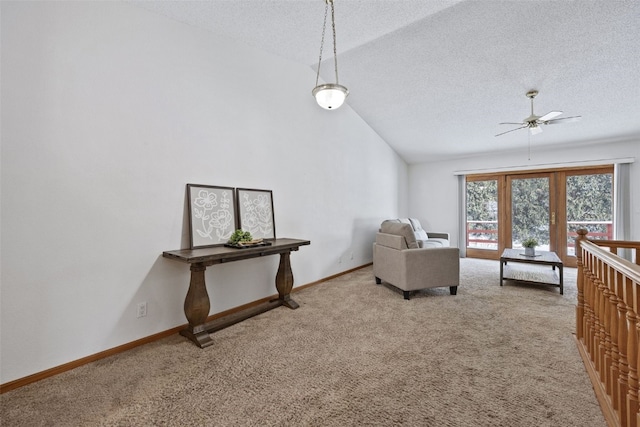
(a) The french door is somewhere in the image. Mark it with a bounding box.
[466,166,613,267]
[506,172,556,256]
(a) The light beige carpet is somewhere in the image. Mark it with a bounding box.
[1,258,605,426]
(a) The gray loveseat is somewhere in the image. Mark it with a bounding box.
[382,218,450,248]
[373,219,460,299]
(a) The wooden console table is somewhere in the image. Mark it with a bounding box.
[162,238,310,348]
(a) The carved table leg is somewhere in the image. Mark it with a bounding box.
[180,263,214,348]
[276,251,299,309]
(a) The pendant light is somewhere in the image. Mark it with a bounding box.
[312,0,348,110]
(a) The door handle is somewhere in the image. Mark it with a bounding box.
[551,212,556,225]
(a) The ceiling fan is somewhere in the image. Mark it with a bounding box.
[495,90,582,137]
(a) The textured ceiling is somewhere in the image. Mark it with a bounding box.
[132,0,640,163]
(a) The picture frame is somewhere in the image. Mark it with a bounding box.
[236,188,276,240]
[186,184,237,249]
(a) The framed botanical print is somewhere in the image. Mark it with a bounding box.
[236,188,276,240]
[187,184,237,249]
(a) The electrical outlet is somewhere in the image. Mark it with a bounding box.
[137,302,147,318]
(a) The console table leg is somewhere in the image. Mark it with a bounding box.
[180,263,214,348]
[276,252,299,309]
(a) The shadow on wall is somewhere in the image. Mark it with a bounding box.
[181,188,190,249]
[106,255,187,347]
[346,217,386,265]
[107,250,281,349]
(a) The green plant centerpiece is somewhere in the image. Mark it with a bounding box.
[522,237,538,256]
[227,229,263,247]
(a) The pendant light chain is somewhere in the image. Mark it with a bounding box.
[314,2,329,88]
[330,0,339,85]
[311,0,348,110]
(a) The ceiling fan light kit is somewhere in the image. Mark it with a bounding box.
[495,90,582,137]
[312,0,348,110]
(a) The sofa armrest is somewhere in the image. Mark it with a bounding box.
[403,246,458,264]
[375,232,407,250]
[427,232,450,240]
[402,247,460,288]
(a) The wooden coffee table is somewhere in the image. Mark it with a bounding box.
[499,248,563,294]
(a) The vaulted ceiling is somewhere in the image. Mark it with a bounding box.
[132,0,640,164]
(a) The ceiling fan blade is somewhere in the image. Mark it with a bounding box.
[530,125,543,135]
[495,126,527,137]
[544,115,582,125]
[499,122,525,125]
[538,111,563,122]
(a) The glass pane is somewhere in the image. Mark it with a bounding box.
[511,177,550,250]
[566,173,613,256]
[466,180,498,250]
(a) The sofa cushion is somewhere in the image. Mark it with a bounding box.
[414,228,429,241]
[380,221,419,249]
[378,218,400,231]
[408,218,450,247]
[407,217,429,241]
[419,238,450,248]
[427,237,450,247]
[408,217,422,230]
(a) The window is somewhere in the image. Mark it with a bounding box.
[464,166,614,266]
[466,179,498,250]
[565,172,613,256]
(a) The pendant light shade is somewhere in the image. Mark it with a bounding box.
[312,0,348,110]
[312,83,349,110]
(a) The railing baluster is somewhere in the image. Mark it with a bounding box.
[604,267,614,397]
[594,261,604,371]
[611,270,623,413]
[636,319,640,427]
[625,300,638,427]
[587,256,597,362]
[577,243,585,340]
[619,294,630,427]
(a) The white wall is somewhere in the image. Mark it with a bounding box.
[0,1,408,383]
[408,139,640,246]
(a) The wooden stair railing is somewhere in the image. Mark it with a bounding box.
[575,229,640,427]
